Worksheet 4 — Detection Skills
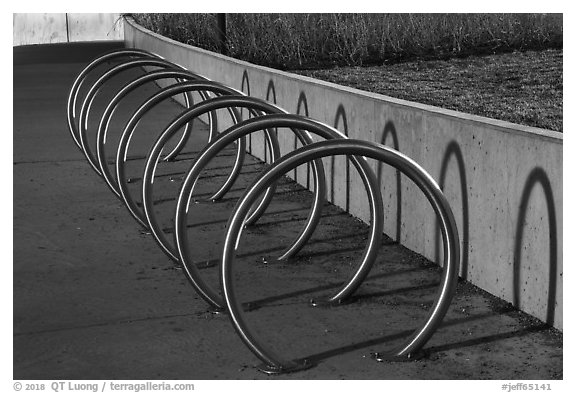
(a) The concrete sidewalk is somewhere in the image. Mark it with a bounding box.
[13,42,562,380]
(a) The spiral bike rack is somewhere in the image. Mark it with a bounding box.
[67,49,460,375]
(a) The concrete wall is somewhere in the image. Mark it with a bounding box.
[124,18,563,330]
[13,13,123,46]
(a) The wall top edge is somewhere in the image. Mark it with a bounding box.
[125,17,563,145]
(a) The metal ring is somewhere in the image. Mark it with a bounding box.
[67,48,204,162]
[114,81,245,228]
[67,48,159,149]
[174,113,382,311]
[221,138,460,373]
[78,57,192,175]
[95,69,215,198]
[138,93,283,262]
[143,98,329,308]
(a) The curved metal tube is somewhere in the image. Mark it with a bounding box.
[173,113,382,310]
[174,99,327,243]
[67,48,158,149]
[139,95,284,263]
[67,48,199,163]
[96,69,216,198]
[78,57,195,176]
[221,138,460,373]
[115,81,252,228]
[142,99,328,307]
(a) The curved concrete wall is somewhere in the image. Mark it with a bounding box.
[124,18,563,330]
[13,13,123,46]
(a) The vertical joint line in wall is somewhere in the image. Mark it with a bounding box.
[65,13,70,43]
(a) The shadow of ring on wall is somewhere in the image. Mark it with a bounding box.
[513,167,558,326]
[296,91,310,188]
[376,121,401,243]
[240,70,251,153]
[264,79,278,164]
[434,140,469,280]
[333,104,349,212]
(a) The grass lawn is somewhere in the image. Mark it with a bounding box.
[294,49,562,132]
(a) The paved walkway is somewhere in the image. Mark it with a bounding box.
[13,42,562,380]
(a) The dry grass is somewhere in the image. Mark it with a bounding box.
[132,13,562,69]
[296,50,563,132]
